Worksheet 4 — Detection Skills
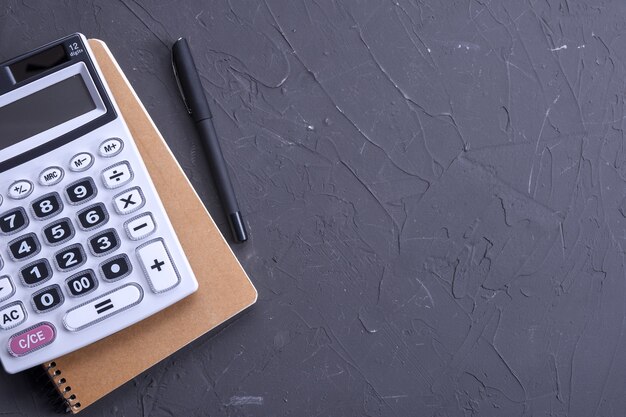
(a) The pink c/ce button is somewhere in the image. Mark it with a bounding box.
[8,322,56,357]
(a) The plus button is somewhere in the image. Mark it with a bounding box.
[150,259,165,272]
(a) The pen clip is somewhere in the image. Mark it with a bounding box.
[171,49,192,115]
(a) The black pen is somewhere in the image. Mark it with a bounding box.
[171,37,248,243]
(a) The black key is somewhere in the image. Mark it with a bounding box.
[100,254,132,281]
[42,218,74,246]
[0,207,28,235]
[66,270,98,297]
[32,285,64,312]
[54,244,86,271]
[8,233,40,261]
[31,192,63,220]
[65,178,97,205]
[88,229,120,256]
[20,259,52,286]
[76,203,108,230]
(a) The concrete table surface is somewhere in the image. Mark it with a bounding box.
[2,1,626,416]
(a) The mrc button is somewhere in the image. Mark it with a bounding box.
[39,167,64,186]
[8,322,56,357]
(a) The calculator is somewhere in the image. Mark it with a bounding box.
[0,34,198,373]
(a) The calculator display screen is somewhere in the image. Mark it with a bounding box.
[0,74,96,150]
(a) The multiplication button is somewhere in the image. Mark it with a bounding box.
[113,187,145,215]
[63,283,143,331]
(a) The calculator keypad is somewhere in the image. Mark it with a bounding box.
[0,130,197,373]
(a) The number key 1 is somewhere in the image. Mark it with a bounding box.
[19,259,52,286]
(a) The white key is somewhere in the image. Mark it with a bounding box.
[113,187,145,215]
[136,239,180,293]
[8,180,33,200]
[0,301,26,330]
[102,162,133,189]
[0,276,15,303]
[0,194,3,207]
[39,166,64,186]
[69,152,93,172]
[99,138,124,157]
[125,213,156,240]
[63,284,143,331]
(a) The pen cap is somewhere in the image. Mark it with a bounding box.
[172,38,212,122]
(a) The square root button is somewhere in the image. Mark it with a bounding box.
[136,238,181,293]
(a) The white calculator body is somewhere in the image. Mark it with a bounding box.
[0,34,198,373]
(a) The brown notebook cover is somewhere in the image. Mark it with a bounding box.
[42,39,257,414]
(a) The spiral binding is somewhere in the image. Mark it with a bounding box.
[42,361,82,413]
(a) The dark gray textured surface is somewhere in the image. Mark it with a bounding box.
[2,0,626,415]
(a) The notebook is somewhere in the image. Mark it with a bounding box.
[41,39,257,414]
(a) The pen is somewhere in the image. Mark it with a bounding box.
[171,37,248,243]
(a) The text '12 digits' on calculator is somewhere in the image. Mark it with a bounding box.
[0,34,198,373]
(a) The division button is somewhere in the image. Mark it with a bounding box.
[8,180,33,200]
[136,238,180,293]
[63,283,143,331]
[0,276,15,303]
[124,213,156,240]
[0,301,27,330]
[99,254,132,282]
[102,161,133,189]
[99,138,124,157]
[69,152,94,172]
[38,167,64,186]
[113,187,145,215]
[8,322,55,357]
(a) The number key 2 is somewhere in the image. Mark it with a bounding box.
[65,178,97,205]
[31,285,64,313]
[54,244,86,272]
[8,233,40,261]
[31,192,63,220]
[42,218,75,246]
[0,208,28,235]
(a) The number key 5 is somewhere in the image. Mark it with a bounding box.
[42,218,75,246]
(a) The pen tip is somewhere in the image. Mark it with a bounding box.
[229,212,248,243]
